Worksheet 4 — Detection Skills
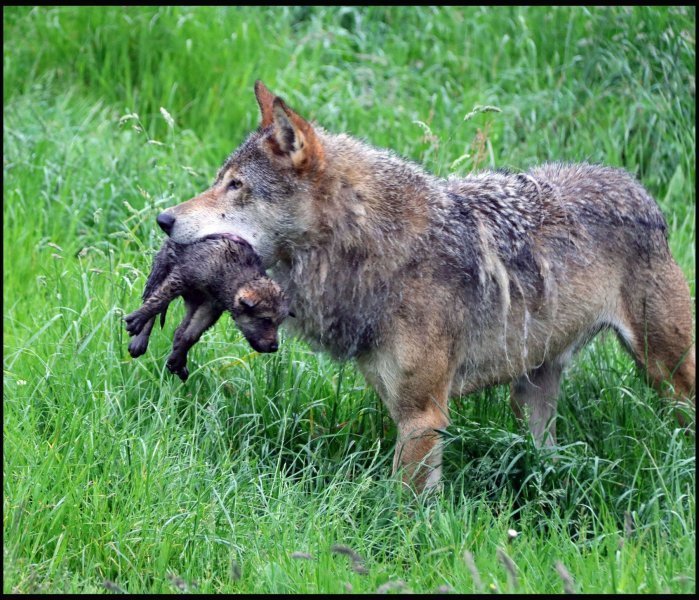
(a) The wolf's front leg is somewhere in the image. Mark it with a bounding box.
[392,381,451,493]
[360,336,452,493]
[166,301,223,381]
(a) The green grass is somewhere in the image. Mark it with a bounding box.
[3,6,695,594]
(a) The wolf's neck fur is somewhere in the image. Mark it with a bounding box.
[273,132,444,359]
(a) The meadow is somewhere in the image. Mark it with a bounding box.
[3,6,695,593]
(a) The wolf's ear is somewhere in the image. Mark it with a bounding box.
[254,80,275,128]
[268,97,325,173]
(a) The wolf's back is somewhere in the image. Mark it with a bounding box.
[444,163,669,261]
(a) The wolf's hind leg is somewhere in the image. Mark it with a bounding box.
[619,261,695,426]
[510,361,564,447]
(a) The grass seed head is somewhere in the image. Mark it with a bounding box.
[463,550,483,592]
[496,547,518,590]
[555,561,576,594]
[102,579,126,594]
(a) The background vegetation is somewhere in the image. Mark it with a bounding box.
[4,6,695,593]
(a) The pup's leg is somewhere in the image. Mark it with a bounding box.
[166,301,223,382]
[124,279,183,336]
[510,361,564,447]
[128,316,156,358]
[620,260,695,426]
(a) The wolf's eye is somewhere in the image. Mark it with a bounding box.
[228,178,242,191]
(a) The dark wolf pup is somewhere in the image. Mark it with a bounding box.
[125,233,291,381]
[154,80,695,491]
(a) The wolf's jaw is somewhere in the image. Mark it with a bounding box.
[169,231,255,252]
[200,232,249,246]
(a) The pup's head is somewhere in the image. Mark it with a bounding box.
[156,80,325,267]
[231,276,292,353]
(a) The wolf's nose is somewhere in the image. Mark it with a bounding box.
[156,212,175,235]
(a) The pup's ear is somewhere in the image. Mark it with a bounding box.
[268,97,325,173]
[235,287,260,310]
[254,80,275,128]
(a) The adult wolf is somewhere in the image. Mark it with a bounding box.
[155,80,695,491]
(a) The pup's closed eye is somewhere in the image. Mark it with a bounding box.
[239,296,258,309]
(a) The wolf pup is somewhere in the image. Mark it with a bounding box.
[125,233,291,381]
[154,80,695,491]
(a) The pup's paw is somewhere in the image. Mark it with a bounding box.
[124,310,148,336]
[128,334,149,358]
[166,355,189,382]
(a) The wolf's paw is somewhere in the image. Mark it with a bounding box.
[166,355,189,382]
[124,310,149,336]
[128,334,149,358]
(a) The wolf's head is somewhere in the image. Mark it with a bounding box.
[157,81,326,267]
